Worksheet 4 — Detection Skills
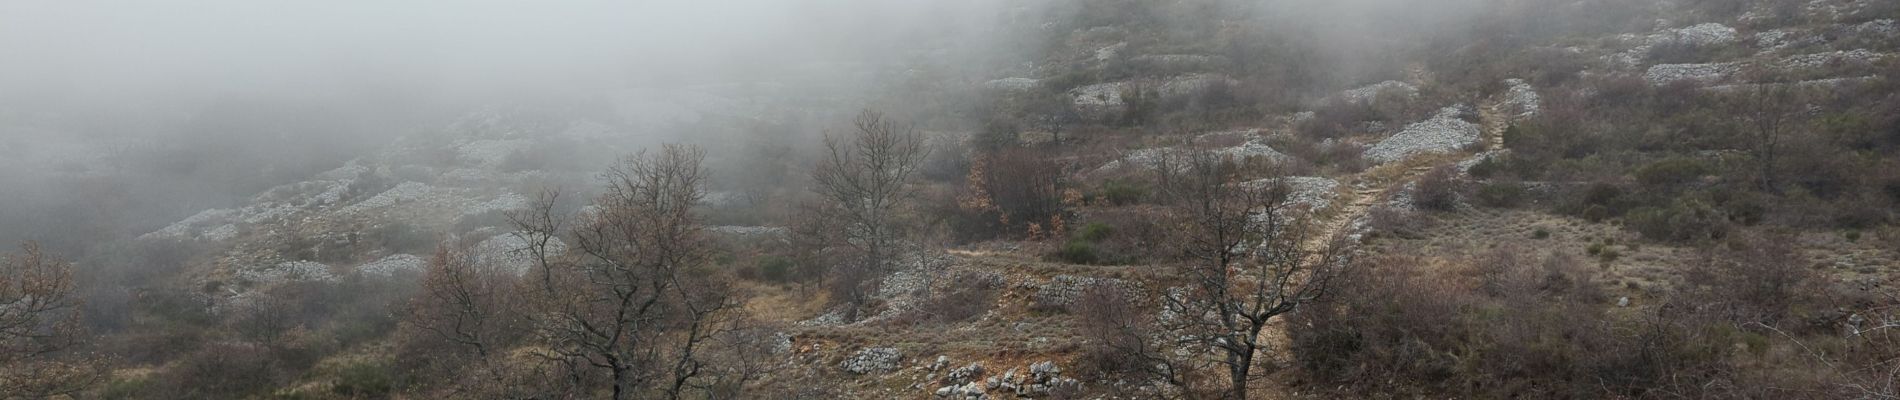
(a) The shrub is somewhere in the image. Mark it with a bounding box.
[1076,222,1114,242]
[1474,181,1527,208]
[1413,166,1463,211]
[1097,180,1149,205]
[955,148,1070,240]
[1633,157,1709,188]
[1532,228,1551,239]
[1467,154,1509,179]
[332,361,397,397]
[1599,248,1622,263]
[1051,240,1103,265]
[97,376,152,400]
[1627,199,1727,243]
[1367,205,1430,239]
[915,273,1000,325]
[756,256,794,283]
[1570,182,1626,221]
[1680,231,1818,325]
[1071,282,1158,379]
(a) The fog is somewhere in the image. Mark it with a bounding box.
[0,0,1509,256]
[0,0,1039,254]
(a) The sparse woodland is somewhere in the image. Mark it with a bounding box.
[6,0,1900,399]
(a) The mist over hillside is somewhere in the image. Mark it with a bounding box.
[2,0,1898,399]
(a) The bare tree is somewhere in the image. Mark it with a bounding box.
[517,144,744,400]
[811,110,928,320]
[1740,83,1802,193]
[0,242,102,398]
[1158,154,1350,399]
[1072,282,1194,398]
[407,244,520,361]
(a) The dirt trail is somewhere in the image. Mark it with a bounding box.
[1300,100,1513,255]
[1258,98,1513,398]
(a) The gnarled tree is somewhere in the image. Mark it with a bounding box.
[811,110,927,320]
[1,242,102,398]
[1159,153,1350,399]
[512,145,744,400]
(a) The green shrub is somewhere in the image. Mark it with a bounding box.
[98,376,153,400]
[757,256,794,283]
[1634,157,1710,187]
[1627,199,1727,243]
[1414,166,1463,211]
[1474,181,1527,208]
[1098,180,1150,205]
[1581,204,1612,223]
[1467,154,1508,179]
[1077,222,1115,242]
[332,361,396,397]
[1532,228,1551,239]
[1574,182,1625,218]
[1052,240,1102,265]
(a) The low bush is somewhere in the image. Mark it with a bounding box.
[1473,181,1527,208]
[1052,240,1103,265]
[1626,198,1727,243]
[1413,166,1463,211]
[1097,180,1149,205]
[332,360,398,397]
[1634,157,1710,188]
[755,256,794,283]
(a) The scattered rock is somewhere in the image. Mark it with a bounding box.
[1755,29,1796,49]
[237,260,338,284]
[1243,176,1342,210]
[1643,62,1741,85]
[1069,81,1126,118]
[1860,19,1898,37]
[1662,23,1738,46]
[984,77,1039,91]
[341,182,435,214]
[1094,42,1127,61]
[357,254,425,277]
[1779,49,1884,70]
[1609,23,1739,67]
[1131,54,1223,71]
[770,332,794,355]
[841,347,903,375]
[947,362,984,385]
[1501,79,1540,118]
[1157,73,1237,100]
[456,139,533,168]
[1032,275,1127,310]
[1364,106,1482,164]
[1339,80,1418,103]
[461,192,529,217]
[473,232,567,274]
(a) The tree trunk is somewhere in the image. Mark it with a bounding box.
[1228,348,1252,400]
[612,363,630,400]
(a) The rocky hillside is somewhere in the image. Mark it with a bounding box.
[22,0,1899,399]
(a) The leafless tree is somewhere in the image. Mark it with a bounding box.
[0,242,103,398]
[1158,153,1351,399]
[1739,83,1803,193]
[516,144,745,400]
[811,110,928,320]
[407,244,520,361]
[1072,282,1194,398]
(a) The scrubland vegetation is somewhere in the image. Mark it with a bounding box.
[4,0,1900,398]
